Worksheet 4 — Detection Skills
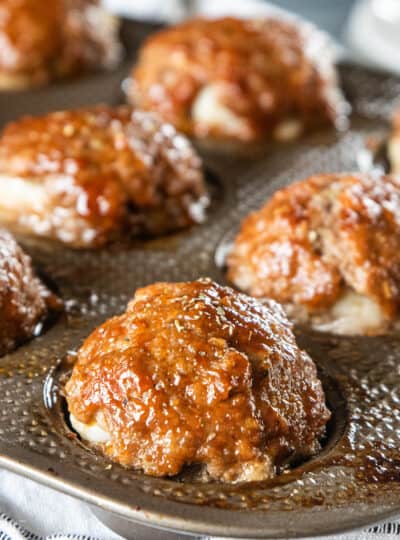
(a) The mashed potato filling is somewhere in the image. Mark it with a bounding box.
[192,83,304,141]
[315,290,386,335]
[273,118,303,142]
[192,84,248,138]
[70,413,111,445]
[388,136,400,176]
[0,175,48,216]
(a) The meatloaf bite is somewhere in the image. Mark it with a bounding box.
[0,0,121,90]
[0,105,208,248]
[65,278,330,482]
[228,173,400,335]
[128,17,348,142]
[0,229,59,355]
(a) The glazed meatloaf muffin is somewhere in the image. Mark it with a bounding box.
[0,0,121,90]
[128,17,348,142]
[65,278,330,483]
[228,173,400,335]
[0,105,208,248]
[0,228,59,355]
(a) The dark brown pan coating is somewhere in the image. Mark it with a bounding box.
[65,279,330,482]
[129,17,347,141]
[0,105,208,248]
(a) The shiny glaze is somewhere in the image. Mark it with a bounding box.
[66,279,330,482]
[129,17,348,141]
[1,64,400,532]
[0,0,120,88]
[0,228,60,356]
[0,105,208,247]
[228,173,400,320]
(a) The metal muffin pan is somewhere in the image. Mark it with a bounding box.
[1,19,400,540]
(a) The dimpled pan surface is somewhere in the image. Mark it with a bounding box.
[0,19,400,540]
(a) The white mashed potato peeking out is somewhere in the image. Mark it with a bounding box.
[192,84,248,138]
[388,136,400,176]
[0,176,48,215]
[70,413,110,444]
[192,83,304,141]
[314,290,386,335]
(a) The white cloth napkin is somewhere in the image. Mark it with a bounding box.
[1,1,399,539]
[0,470,123,539]
[0,467,400,540]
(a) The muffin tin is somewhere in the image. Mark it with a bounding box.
[1,19,400,540]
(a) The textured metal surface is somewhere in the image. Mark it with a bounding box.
[0,21,400,538]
